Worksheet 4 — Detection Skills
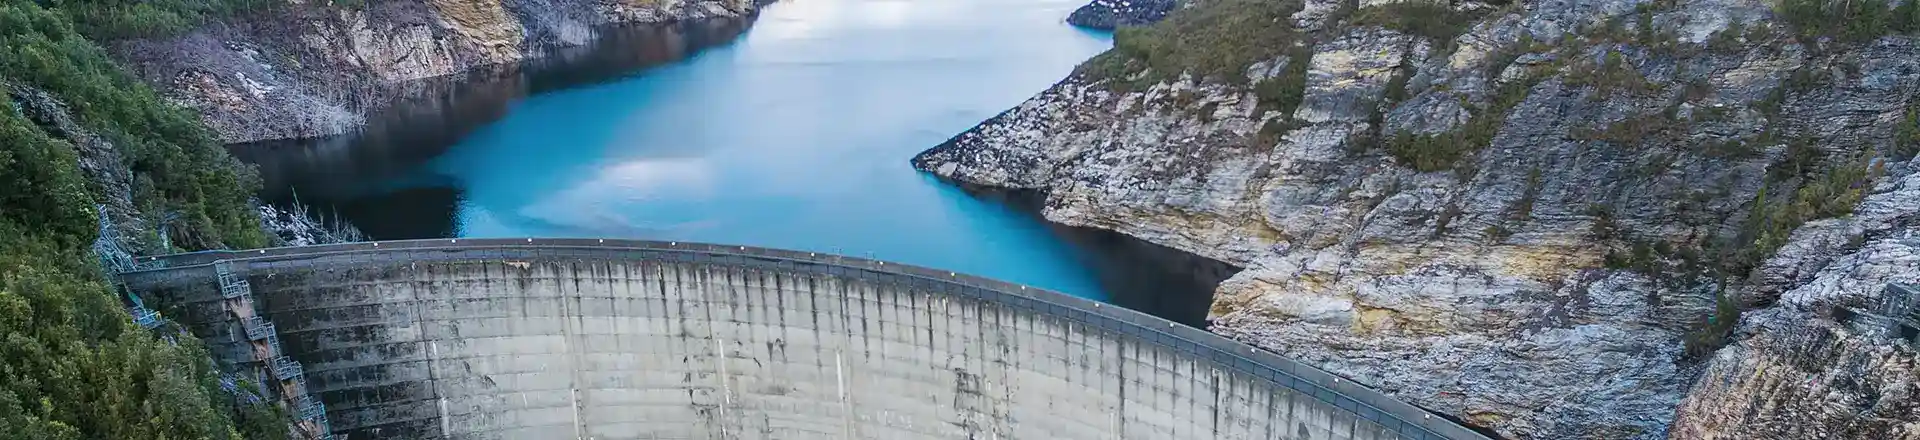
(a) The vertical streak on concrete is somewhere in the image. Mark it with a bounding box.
[837,271,861,440]
[1209,370,1219,437]
[412,262,451,438]
[557,262,585,440]
[433,340,450,438]
[717,335,731,440]
[1110,335,1120,437]
[836,350,853,440]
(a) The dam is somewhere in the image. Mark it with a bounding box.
[117,239,1488,440]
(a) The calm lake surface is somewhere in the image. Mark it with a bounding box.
[235,0,1234,325]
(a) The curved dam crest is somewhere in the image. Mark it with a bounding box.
[119,239,1486,440]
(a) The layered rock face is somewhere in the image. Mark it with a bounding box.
[1669,158,1920,439]
[113,0,760,143]
[916,0,1920,438]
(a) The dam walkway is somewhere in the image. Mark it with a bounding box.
[116,238,1490,440]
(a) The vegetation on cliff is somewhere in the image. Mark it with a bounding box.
[1064,0,1916,366]
[1,0,285,437]
[1077,0,1304,88]
[1776,0,1920,42]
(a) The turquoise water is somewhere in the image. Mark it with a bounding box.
[408,0,1118,298]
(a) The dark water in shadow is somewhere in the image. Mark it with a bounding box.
[961,186,1240,327]
[229,18,756,201]
[229,0,1235,326]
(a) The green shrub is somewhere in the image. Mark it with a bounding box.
[1683,286,1742,359]
[62,0,283,40]
[1253,46,1312,115]
[1764,154,1877,247]
[1511,167,1542,221]
[1776,0,1914,43]
[1381,63,1412,106]
[1481,33,1548,80]
[1075,51,1145,88]
[1571,113,1681,146]
[1383,129,1476,172]
[1350,0,1478,43]
[1564,49,1651,98]
[1708,20,1746,52]
[1899,0,1920,33]
[1433,202,1464,234]
[1483,224,1513,242]
[1894,106,1920,160]
[1088,0,1306,85]
[1381,75,1537,172]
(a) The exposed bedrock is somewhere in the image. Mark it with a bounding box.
[915,0,1920,437]
[112,0,762,143]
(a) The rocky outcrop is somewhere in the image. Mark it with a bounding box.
[915,0,1920,437]
[1668,156,1920,439]
[1066,0,1179,29]
[112,0,761,143]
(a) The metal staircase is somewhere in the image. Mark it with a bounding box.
[244,316,276,341]
[211,260,334,440]
[216,261,252,300]
[94,215,333,439]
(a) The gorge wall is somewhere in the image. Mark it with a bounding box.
[919,0,1920,438]
[112,0,762,144]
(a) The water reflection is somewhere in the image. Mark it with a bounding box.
[229,18,755,201]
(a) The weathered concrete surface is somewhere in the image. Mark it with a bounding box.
[122,240,1485,440]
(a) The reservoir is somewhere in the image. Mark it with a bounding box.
[233,0,1234,326]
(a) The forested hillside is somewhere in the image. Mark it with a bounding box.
[0,0,286,437]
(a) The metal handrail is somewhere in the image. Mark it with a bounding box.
[269,356,303,380]
[243,316,274,341]
[296,395,327,421]
[120,238,1491,440]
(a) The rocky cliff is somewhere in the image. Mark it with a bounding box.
[1668,157,1920,438]
[112,0,760,143]
[915,0,1920,438]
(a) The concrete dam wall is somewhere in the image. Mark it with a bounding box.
[119,239,1487,440]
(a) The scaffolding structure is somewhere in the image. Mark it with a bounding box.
[269,356,304,380]
[244,316,276,341]
[216,261,252,300]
